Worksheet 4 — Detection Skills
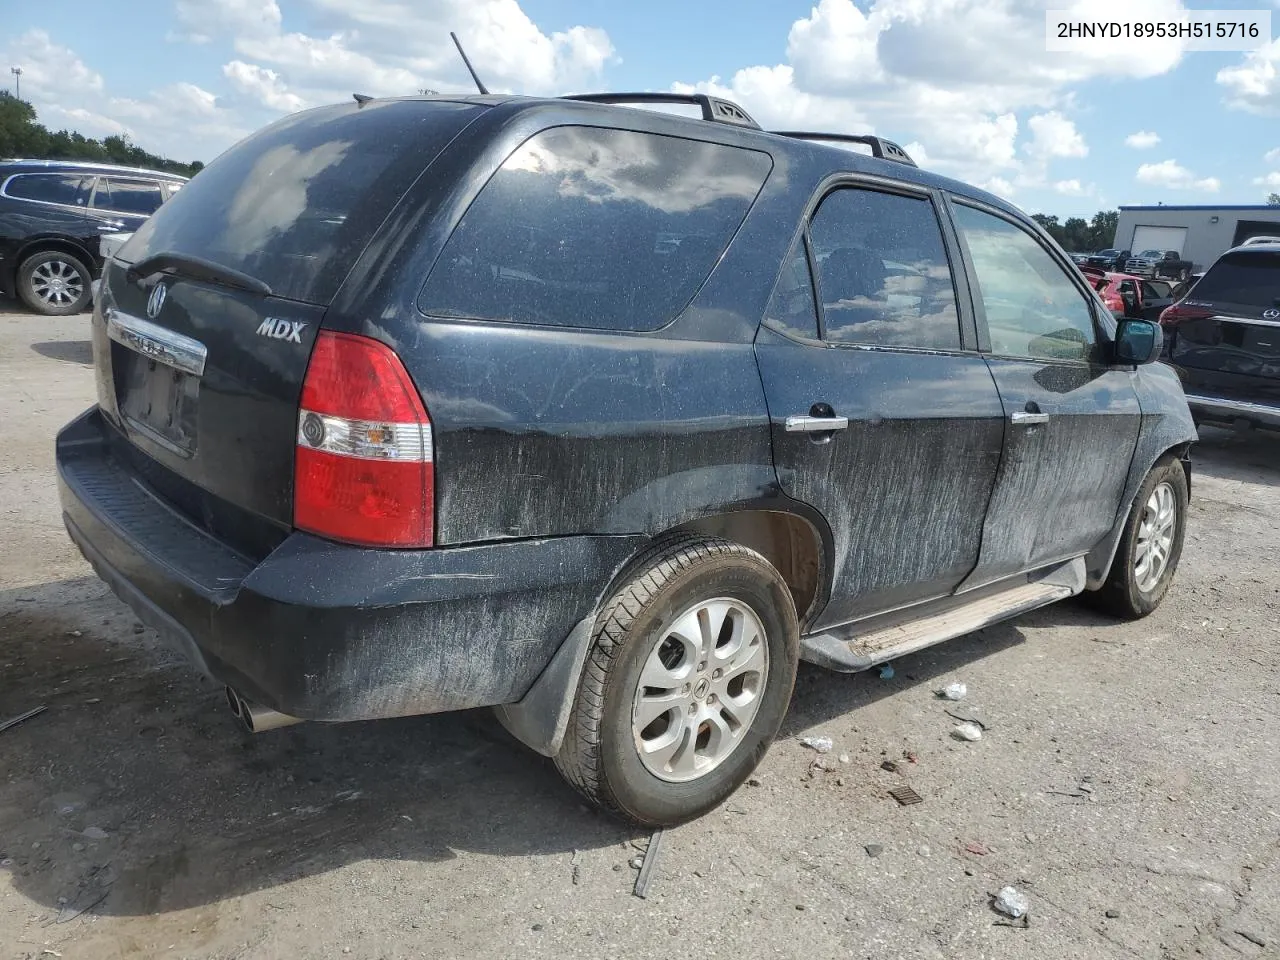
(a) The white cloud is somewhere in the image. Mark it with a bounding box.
[222,61,306,112]
[1026,112,1087,159]
[173,0,282,43]
[1136,159,1221,192]
[1265,147,1280,164]
[1254,171,1280,187]
[1053,179,1089,196]
[1217,38,1280,113]
[1125,130,1161,149]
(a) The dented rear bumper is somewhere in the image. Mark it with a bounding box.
[56,406,643,721]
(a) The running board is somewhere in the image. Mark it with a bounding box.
[800,560,1084,673]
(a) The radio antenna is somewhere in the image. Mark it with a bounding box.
[450,31,490,95]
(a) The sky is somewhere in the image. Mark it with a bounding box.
[3,0,1280,220]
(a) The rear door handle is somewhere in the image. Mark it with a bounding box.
[1010,411,1049,425]
[785,415,849,433]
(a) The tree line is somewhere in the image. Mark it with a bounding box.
[0,92,202,177]
[1030,210,1120,253]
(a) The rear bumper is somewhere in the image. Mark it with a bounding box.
[57,406,644,721]
[1185,393,1280,431]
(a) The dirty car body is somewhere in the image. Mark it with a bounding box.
[55,93,1195,823]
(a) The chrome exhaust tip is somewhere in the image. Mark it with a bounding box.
[225,686,302,734]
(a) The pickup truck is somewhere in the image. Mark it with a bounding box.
[1125,249,1193,281]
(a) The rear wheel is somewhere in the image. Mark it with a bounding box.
[1087,458,1188,619]
[555,536,799,826]
[17,250,92,316]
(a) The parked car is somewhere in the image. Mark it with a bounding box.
[1125,249,1193,281]
[1085,269,1177,322]
[1068,252,1091,266]
[0,160,186,316]
[1160,242,1280,432]
[55,92,1195,826]
[1240,235,1280,247]
[1087,247,1131,272]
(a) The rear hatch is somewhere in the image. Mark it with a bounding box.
[1167,249,1280,404]
[96,99,485,556]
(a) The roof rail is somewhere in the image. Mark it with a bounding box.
[561,92,760,129]
[771,132,918,167]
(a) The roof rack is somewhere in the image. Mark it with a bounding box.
[770,132,918,167]
[561,92,760,129]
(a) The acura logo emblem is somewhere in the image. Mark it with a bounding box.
[146,283,167,319]
[1264,308,1280,320]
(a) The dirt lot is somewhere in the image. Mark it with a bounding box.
[1,303,1278,960]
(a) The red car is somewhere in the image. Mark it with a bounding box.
[1081,266,1176,321]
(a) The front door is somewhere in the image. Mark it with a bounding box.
[755,184,1006,628]
[948,201,1141,589]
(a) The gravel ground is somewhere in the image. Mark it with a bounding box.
[1,304,1278,960]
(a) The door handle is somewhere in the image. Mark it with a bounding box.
[785,415,849,433]
[1010,411,1049,425]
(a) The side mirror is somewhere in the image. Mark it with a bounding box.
[1114,318,1163,365]
[1120,290,1142,319]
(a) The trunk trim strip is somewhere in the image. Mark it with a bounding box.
[106,308,207,377]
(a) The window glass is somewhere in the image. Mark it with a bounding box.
[1189,251,1280,308]
[807,188,960,349]
[764,234,819,339]
[98,178,165,215]
[953,204,1098,362]
[5,174,88,205]
[420,126,772,331]
[125,100,486,304]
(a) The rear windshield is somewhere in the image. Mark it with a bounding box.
[419,126,772,331]
[121,100,484,304]
[1191,251,1280,309]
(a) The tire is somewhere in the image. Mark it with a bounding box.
[1086,457,1188,619]
[556,536,799,826]
[17,249,93,316]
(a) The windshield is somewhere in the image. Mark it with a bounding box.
[1190,251,1280,309]
[121,100,484,304]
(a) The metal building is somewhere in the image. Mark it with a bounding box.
[1112,204,1280,271]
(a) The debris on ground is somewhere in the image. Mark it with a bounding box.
[56,864,117,923]
[838,753,850,764]
[632,828,665,900]
[0,705,47,735]
[939,683,967,701]
[798,736,833,754]
[571,849,582,885]
[992,886,1030,920]
[865,843,884,858]
[964,842,990,856]
[888,786,924,806]
[881,759,899,773]
[952,722,984,742]
[903,750,919,764]
[1105,909,1120,919]
[81,827,107,841]
[879,663,895,680]
[944,705,992,730]
[1236,930,1266,948]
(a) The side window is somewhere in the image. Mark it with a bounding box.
[953,204,1098,363]
[419,126,772,332]
[99,178,165,215]
[807,188,961,350]
[4,174,88,206]
[763,234,819,339]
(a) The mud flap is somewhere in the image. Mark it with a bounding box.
[493,617,596,757]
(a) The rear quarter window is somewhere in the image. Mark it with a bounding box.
[4,173,90,206]
[121,100,486,305]
[418,126,772,331]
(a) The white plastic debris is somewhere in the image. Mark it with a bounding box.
[942,682,968,701]
[993,886,1030,919]
[799,736,834,754]
[952,722,983,742]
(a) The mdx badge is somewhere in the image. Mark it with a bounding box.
[257,317,308,343]
[146,283,167,319]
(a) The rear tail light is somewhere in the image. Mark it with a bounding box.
[294,331,433,548]
[1158,303,1214,328]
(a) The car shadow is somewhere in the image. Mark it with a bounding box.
[30,339,93,365]
[1192,424,1279,487]
[0,574,1116,919]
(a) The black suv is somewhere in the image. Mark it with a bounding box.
[1160,242,1280,431]
[55,94,1195,826]
[0,160,186,316]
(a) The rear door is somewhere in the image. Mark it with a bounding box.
[755,184,1005,628]
[95,100,486,546]
[1167,249,1280,408]
[949,200,1141,587]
